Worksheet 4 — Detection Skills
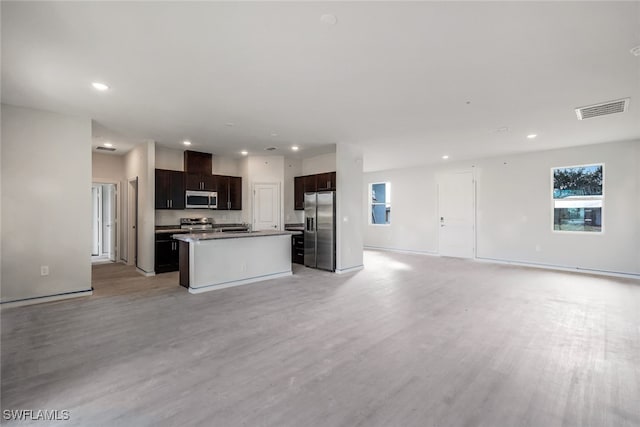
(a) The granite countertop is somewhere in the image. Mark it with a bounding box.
[284,223,304,232]
[156,224,249,234]
[173,230,301,242]
[155,226,188,234]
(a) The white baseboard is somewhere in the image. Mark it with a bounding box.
[0,289,93,309]
[335,265,364,274]
[364,246,439,256]
[364,246,639,280]
[476,257,640,280]
[91,259,117,265]
[136,268,156,277]
[188,271,292,294]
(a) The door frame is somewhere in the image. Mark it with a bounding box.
[437,170,477,259]
[252,182,281,231]
[126,177,139,267]
[91,184,102,256]
[92,180,120,262]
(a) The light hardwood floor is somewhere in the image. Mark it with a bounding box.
[2,251,639,426]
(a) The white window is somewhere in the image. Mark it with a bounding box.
[369,182,391,225]
[552,164,603,233]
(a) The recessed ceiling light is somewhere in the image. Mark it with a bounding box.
[320,14,338,25]
[240,150,248,156]
[183,140,192,146]
[630,45,640,57]
[527,134,537,139]
[496,127,510,133]
[442,155,449,160]
[103,142,113,147]
[291,145,299,151]
[91,82,109,91]
[271,133,278,137]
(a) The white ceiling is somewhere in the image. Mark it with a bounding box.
[2,1,639,171]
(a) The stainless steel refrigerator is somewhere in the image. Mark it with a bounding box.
[304,191,336,271]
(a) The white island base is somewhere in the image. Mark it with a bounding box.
[175,231,293,294]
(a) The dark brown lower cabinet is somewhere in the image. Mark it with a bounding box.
[179,241,189,288]
[155,233,180,273]
[292,234,304,264]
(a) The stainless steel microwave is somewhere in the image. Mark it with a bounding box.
[185,190,217,209]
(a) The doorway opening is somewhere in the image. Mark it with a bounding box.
[91,182,118,264]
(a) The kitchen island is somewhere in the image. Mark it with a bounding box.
[173,230,299,294]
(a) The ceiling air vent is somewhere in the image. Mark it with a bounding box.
[264,147,277,151]
[575,98,629,120]
[96,146,116,152]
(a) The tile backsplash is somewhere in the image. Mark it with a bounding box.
[155,209,244,226]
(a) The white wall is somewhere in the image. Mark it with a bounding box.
[155,146,184,171]
[1,104,92,303]
[92,152,126,261]
[363,140,640,276]
[125,141,155,274]
[284,158,303,224]
[336,143,364,272]
[213,155,240,176]
[364,167,438,255]
[302,152,336,175]
[92,152,125,182]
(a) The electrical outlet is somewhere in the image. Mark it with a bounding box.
[40,266,49,276]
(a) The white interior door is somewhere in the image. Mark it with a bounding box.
[438,172,475,258]
[102,184,117,261]
[92,185,100,256]
[253,183,280,231]
[127,178,138,266]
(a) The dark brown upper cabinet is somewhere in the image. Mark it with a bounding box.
[155,169,185,209]
[316,172,336,191]
[212,175,242,210]
[294,176,304,210]
[185,173,215,191]
[228,176,242,210]
[295,171,336,210]
[303,175,317,193]
[213,175,229,209]
[184,150,212,174]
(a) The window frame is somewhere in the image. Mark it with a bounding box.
[550,163,605,234]
[369,182,391,226]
